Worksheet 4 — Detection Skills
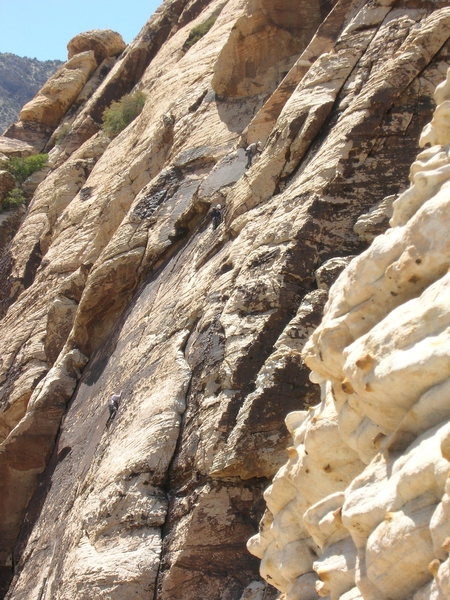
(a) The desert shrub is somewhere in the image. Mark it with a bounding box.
[183,14,218,51]
[7,153,48,184]
[101,91,146,138]
[2,187,26,210]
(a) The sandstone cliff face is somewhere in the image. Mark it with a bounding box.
[248,49,450,600]
[0,1,449,599]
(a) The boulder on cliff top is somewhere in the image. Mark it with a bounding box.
[67,30,126,63]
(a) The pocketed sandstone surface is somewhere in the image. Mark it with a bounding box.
[249,52,450,600]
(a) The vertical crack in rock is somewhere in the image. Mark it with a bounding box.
[151,319,199,600]
[244,0,361,145]
[21,241,42,289]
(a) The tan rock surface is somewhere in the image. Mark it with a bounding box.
[0,137,33,157]
[250,64,450,600]
[212,0,328,99]
[51,0,217,162]
[2,45,110,152]
[0,1,449,599]
[19,51,97,126]
[67,29,125,62]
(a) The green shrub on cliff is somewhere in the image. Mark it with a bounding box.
[1,153,48,213]
[101,91,146,138]
[183,14,218,51]
[2,187,26,209]
[6,153,48,184]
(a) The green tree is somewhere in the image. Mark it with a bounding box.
[2,153,48,212]
[183,14,218,51]
[2,187,26,210]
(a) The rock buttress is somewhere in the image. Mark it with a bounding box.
[249,48,450,600]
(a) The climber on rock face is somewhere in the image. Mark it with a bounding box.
[107,391,122,425]
[211,204,223,230]
[245,141,262,168]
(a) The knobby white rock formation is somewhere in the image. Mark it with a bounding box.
[248,68,450,600]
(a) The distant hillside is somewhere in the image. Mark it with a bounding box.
[0,53,63,132]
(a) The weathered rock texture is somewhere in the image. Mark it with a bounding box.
[0,0,449,599]
[67,30,126,62]
[0,137,33,158]
[249,59,450,600]
[18,51,97,127]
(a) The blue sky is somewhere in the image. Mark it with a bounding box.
[0,0,161,61]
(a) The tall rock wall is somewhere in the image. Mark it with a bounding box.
[249,53,450,600]
[0,0,449,599]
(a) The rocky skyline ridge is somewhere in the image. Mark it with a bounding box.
[0,1,449,599]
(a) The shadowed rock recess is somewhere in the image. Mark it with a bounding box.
[0,1,449,599]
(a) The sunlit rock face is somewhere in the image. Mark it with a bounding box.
[67,29,126,62]
[0,0,449,599]
[3,30,125,152]
[211,0,332,99]
[249,66,450,600]
[18,52,98,127]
